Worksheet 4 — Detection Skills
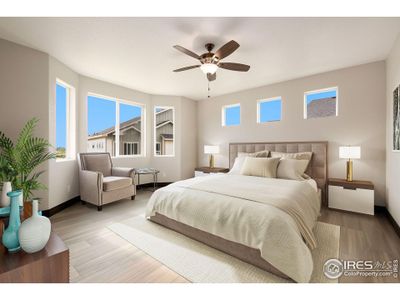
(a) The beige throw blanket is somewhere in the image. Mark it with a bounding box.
[185,175,319,249]
[146,174,321,282]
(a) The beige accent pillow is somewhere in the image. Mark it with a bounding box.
[240,157,280,178]
[237,150,269,158]
[277,159,310,180]
[270,151,313,161]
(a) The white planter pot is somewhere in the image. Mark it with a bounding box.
[0,182,12,207]
[18,200,51,253]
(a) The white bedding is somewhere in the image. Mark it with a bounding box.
[145,174,320,282]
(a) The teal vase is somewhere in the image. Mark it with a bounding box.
[2,190,22,252]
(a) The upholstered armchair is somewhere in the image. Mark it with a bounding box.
[77,153,136,211]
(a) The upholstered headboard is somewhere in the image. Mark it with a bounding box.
[229,141,328,205]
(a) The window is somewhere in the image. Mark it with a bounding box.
[155,142,161,155]
[56,80,75,160]
[304,87,338,119]
[257,97,282,123]
[87,94,145,157]
[119,102,143,156]
[154,106,175,156]
[222,104,240,126]
[123,142,139,155]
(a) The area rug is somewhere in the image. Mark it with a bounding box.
[108,216,340,283]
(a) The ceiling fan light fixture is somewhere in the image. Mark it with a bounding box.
[200,63,218,74]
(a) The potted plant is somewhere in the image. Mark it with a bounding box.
[0,117,56,208]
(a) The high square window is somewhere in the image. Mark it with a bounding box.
[304,87,338,119]
[257,97,282,123]
[222,104,241,126]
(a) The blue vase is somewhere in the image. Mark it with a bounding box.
[2,190,22,252]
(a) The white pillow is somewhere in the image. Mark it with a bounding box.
[240,157,280,178]
[228,156,247,175]
[277,159,309,180]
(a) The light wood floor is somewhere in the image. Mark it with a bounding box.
[51,190,400,283]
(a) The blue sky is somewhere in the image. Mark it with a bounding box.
[87,96,141,136]
[259,99,281,122]
[225,105,240,126]
[306,90,336,104]
[56,84,67,148]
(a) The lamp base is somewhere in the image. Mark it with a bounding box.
[209,154,214,168]
[346,160,353,182]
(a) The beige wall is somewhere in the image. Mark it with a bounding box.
[197,61,387,205]
[386,33,400,225]
[0,38,50,209]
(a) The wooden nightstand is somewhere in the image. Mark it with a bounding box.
[194,167,229,177]
[328,178,374,215]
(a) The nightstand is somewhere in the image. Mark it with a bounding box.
[328,178,374,215]
[194,167,229,177]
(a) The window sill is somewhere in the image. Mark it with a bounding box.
[56,158,76,163]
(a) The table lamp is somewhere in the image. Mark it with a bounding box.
[339,146,361,181]
[204,145,219,168]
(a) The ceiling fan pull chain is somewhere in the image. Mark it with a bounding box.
[208,81,210,98]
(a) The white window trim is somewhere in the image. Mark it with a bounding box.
[222,103,241,127]
[257,97,282,124]
[56,79,76,162]
[304,87,339,119]
[154,105,175,157]
[87,92,146,158]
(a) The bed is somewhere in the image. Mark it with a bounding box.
[145,141,328,283]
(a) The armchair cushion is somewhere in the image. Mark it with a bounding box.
[82,153,112,176]
[112,167,135,178]
[103,176,132,192]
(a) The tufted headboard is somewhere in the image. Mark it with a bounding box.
[229,141,328,205]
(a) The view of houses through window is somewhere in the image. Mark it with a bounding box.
[87,95,144,156]
[154,106,174,156]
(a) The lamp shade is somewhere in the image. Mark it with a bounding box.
[204,145,219,154]
[339,146,361,159]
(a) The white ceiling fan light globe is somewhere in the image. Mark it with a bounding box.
[200,63,218,74]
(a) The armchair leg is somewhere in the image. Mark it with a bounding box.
[97,205,103,212]
[131,195,135,200]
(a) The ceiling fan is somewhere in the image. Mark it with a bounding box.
[173,40,250,82]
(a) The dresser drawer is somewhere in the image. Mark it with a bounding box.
[328,185,374,215]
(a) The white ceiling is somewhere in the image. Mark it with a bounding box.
[0,17,399,100]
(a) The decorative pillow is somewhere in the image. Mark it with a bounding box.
[277,159,310,180]
[228,156,247,175]
[237,150,269,158]
[240,157,280,178]
[270,151,313,161]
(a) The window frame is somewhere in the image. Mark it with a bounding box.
[87,92,146,158]
[222,103,241,127]
[55,79,76,162]
[257,97,282,124]
[153,105,175,157]
[303,87,339,119]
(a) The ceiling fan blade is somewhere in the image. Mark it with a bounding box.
[213,40,240,60]
[173,45,201,60]
[173,65,201,72]
[207,73,216,82]
[218,62,250,72]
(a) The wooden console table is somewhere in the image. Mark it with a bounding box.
[0,232,69,283]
